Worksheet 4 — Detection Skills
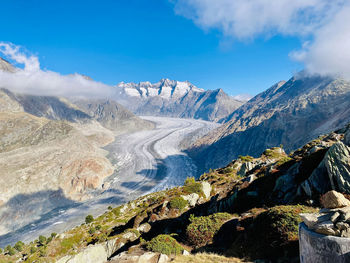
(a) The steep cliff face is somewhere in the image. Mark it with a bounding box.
[190,74,350,171]
[114,79,243,122]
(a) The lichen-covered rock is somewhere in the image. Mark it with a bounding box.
[324,143,350,193]
[320,191,350,209]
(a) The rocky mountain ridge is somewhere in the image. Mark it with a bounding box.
[190,73,350,171]
[114,79,244,122]
[0,58,16,73]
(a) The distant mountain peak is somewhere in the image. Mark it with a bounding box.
[114,79,244,122]
[117,78,205,99]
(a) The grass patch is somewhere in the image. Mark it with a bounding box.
[238,155,254,163]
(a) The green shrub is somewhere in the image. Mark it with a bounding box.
[85,215,94,224]
[60,232,84,255]
[30,246,37,254]
[0,248,2,254]
[39,246,46,257]
[238,155,254,163]
[89,227,96,234]
[5,245,15,256]
[183,177,203,196]
[169,196,188,211]
[38,235,46,246]
[112,207,121,217]
[229,205,318,260]
[51,232,57,238]
[108,206,113,210]
[186,213,232,248]
[14,241,24,251]
[147,234,184,255]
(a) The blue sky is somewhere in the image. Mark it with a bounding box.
[0,0,307,96]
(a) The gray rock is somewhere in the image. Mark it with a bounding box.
[158,254,169,263]
[201,181,211,200]
[181,193,199,207]
[56,244,107,263]
[182,250,190,255]
[314,220,337,236]
[324,143,350,193]
[299,223,350,263]
[300,213,332,229]
[138,252,158,263]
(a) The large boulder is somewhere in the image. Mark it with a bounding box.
[324,142,350,193]
[320,191,350,209]
[299,223,350,263]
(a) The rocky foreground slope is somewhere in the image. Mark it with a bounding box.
[2,119,350,262]
[190,73,350,171]
[114,79,244,122]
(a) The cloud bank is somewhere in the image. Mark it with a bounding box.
[0,42,114,98]
[173,0,350,79]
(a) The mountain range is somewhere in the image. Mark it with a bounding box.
[189,73,350,171]
[114,79,244,122]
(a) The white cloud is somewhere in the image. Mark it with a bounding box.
[290,4,350,78]
[173,0,350,79]
[0,42,114,98]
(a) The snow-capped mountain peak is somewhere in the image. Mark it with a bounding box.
[117,78,204,99]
